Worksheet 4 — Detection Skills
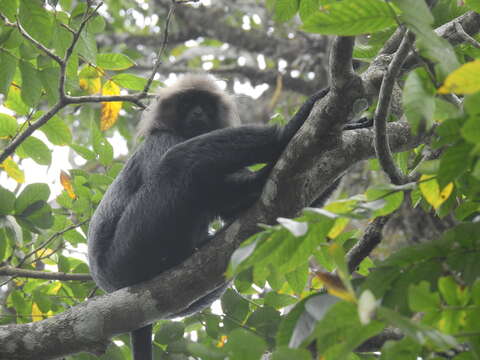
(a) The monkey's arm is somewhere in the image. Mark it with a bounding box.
[215,166,272,221]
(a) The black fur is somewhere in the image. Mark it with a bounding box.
[87,75,368,359]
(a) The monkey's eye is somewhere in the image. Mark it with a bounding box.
[182,107,211,138]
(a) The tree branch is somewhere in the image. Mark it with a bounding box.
[0,266,91,281]
[374,30,414,185]
[347,216,391,273]
[0,120,424,360]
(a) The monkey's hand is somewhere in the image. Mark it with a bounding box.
[342,116,373,130]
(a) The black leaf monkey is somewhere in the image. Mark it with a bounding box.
[88,74,369,360]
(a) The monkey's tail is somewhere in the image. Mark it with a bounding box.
[131,324,152,360]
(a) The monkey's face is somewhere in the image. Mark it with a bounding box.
[177,90,225,139]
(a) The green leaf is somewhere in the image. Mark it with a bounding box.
[274,0,300,22]
[0,113,17,137]
[77,29,97,64]
[111,73,148,91]
[285,263,308,295]
[0,0,18,21]
[454,201,479,221]
[461,114,480,144]
[91,122,113,165]
[408,281,441,312]
[246,306,281,338]
[264,292,297,309]
[394,0,433,26]
[271,347,312,360]
[0,223,14,262]
[97,53,136,71]
[403,69,436,134]
[299,0,319,22]
[288,294,340,347]
[33,288,52,312]
[18,0,53,46]
[378,306,459,350]
[23,201,53,229]
[5,86,30,115]
[302,0,396,36]
[438,142,472,186]
[19,61,43,107]
[224,328,267,360]
[187,343,226,359]
[39,67,60,105]
[15,183,50,215]
[63,229,86,246]
[0,51,17,95]
[313,301,385,358]
[154,321,185,345]
[9,291,30,323]
[0,186,15,215]
[40,115,72,146]
[366,187,404,216]
[89,174,113,186]
[51,20,73,58]
[465,0,480,12]
[379,337,422,360]
[71,144,96,161]
[392,0,459,75]
[221,289,250,324]
[88,15,106,33]
[17,136,52,165]
[438,277,460,306]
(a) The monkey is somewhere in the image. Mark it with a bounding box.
[87,74,370,360]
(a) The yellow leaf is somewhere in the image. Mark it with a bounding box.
[438,59,480,94]
[60,171,76,199]
[100,80,122,131]
[32,303,43,322]
[0,157,25,183]
[36,248,54,259]
[327,217,349,238]
[419,175,454,209]
[51,282,62,294]
[315,271,356,302]
[13,279,24,286]
[216,335,227,348]
[79,77,101,94]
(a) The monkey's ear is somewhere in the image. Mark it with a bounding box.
[218,97,240,127]
[137,97,178,137]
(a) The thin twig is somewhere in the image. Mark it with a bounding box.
[455,21,480,48]
[0,266,91,281]
[142,0,177,94]
[18,220,88,268]
[374,30,414,185]
[59,2,103,98]
[15,20,63,64]
[0,102,64,163]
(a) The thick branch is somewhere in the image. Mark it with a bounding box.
[0,121,423,360]
[347,216,391,273]
[403,11,480,70]
[330,37,355,90]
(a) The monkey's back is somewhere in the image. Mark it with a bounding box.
[87,132,211,292]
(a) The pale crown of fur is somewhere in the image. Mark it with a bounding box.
[137,74,239,137]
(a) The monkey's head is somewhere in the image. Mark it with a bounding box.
[138,74,239,139]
